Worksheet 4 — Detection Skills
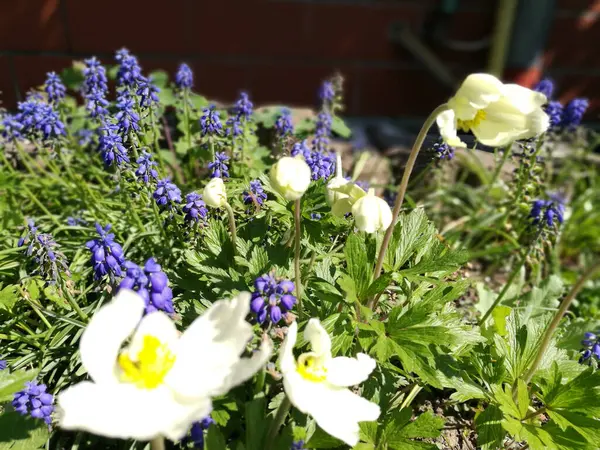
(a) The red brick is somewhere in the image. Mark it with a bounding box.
[0,0,67,51]
[64,0,187,54]
[190,61,251,105]
[0,56,17,108]
[356,67,452,116]
[13,55,73,101]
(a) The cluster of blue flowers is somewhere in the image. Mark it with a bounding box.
[0,359,6,370]
[2,97,67,142]
[319,80,335,106]
[234,92,253,120]
[291,140,310,159]
[44,72,66,104]
[530,194,566,229]
[86,223,126,281]
[243,179,267,207]
[115,90,141,136]
[533,78,589,130]
[175,63,194,90]
[580,331,600,365]
[433,142,455,160]
[208,151,230,178]
[154,179,182,209]
[200,105,223,136]
[119,258,174,314]
[275,108,294,138]
[183,192,208,224]
[82,57,109,119]
[291,441,307,450]
[98,121,129,167]
[135,151,159,184]
[306,150,335,181]
[189,417,214,448]
[18,220,70,282]
[136,77,160,109]
[250,274,297,324]
[115,48,144,87]
[12,381,54,425]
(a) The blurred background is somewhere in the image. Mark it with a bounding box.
[0,0,596,125]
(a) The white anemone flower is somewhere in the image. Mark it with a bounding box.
[280,319,380,446]
[58,289,272,441]
[437,73,550,148]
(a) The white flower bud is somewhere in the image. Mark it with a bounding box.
[351,188,393,233]
[270,156,311,201]
[326,153,349,205]
[203,177,227,208]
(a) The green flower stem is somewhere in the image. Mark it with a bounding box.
[183,90,192,152]
[209,137,216,162]
[522,260,600,386]
[152,202,168,241]
[224,202,238,255]
[19,288,52,329]
[61,281,89,321]
[294,199,303,320]
[489,143,512,188]
[400,384,423,410]
[118,171,146,233]
[265,396,292,450]
[369,103,449,310]
[150,437,165,450]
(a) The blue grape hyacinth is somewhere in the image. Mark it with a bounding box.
[312,111,332,152]
[530,194,566,229]
[208,151,230,178]
[433,142,455,160]
[98,121,129,167]
[85,89,109,119]
[533,78,554,99]
[306,150,335,180]
[44,72,66,104]
[154,179,182,209]
[250,274,297,324]
[183,192,208,223]
[200,105,223,136]
[275,108,293,138]
[234,92,253,120]
[18,220,70,282]
[136,77,160,109]
[119,258,174,314]
[291,441,307,450]
[0,359,6,371]
[2,114,23,141]
[319,80,335,104]
[115,48,143,87]
[115,90,141,135]
[243,179,267,206]
[82,57,108,95]
[579,331,600,365]
[12,381,54,425]
[562,98,589,129]
[175,63,194,90]
[86,223,125,281]
[291,140,311,159]
[546,101,563,130]
[189,416,215,448]
[135,151,158,184]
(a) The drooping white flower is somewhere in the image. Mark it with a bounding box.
[437,73,550,148]
[326,153,349,205]
[351,188,393,233]
[270,156,311,201]
[203,177,227,208]
[58,290,272,441]
[279,319,380,447]
[326,154,368,217]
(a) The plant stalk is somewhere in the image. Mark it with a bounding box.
[523,260,600,385]
[224,202,238,255]
[369,103,449,309]
[265,396,292,450]
[294,199,303,320]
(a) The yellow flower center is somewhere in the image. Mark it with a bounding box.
[457,109,487,132]
[296,353,327,383]
[118,335,176,389]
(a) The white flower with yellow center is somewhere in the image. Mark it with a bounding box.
[280,319,380,447]
[437,73,550,148]
[58,290,272,441]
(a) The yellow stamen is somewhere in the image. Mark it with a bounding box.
[457,109,487,132]
[118,335,176,389]
[296,353,327,383]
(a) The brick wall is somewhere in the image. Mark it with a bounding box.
[0,0,598,118]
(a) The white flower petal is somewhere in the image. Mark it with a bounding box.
[79,289,144,384]
[279,321,298,374]
[502,84,547,113]
[451,73,504,112]
[219,338,273,393]
[58,381,211,441]
[126,311,179,360]
[331,197,354,218]
[167,292,260,400]
[304,319,332,359]
[326,353,376,387]
[436,109,466,148]
[310,387,381,447]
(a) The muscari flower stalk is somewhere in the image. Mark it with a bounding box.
[579,331,600,365]
[67,216,87,226]
[44,72,66,104]
[533,78,554,99]
[136,77,160,109]
[291,140,310,159]
[98,121,129,167]
[115,48,143,87]
[12,381,54,425]
[57,290,272,441]
[77,129,94,147]
[208,151,230,178]
[319,80,335,105]
[433,141,455,160]
[306,150,335,181]
[291,441,307,450]
[310,213,321,220]
[86,89,109,119]
[275,108,294,138]
[250,274,296,324]
[530,194,566,229]
[154,179,182,209]
[243,179,267,207]
[279,319,380,446]
[135,151,158,184]
[86,223,126,281]
[115,90,141,135]
[0,359,6,370]
[18,220,70,282]
[182,192,208,224]
[15,101,66,141]
[200,105,223,136]
[561,98,589,129]
[234,92,253,121]
[312,111,332,153]
[226,115,243,138]
[175,63,194,90]
[1,114,23,141]
[119,258,174,315]
[189,417,214,448]
[83,57,108,94]
[546,101,563,130]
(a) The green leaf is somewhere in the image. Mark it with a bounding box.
[475,405,505,450]
[399,410,444,439]
[384,408,443,450]
[364,273,393,299]
[516,379,530,419]
[547,410,600,444]
[0,285,17,312]
[331,115,352,138]
[520,275,563,322]
[0,370,36,403]
[0,410,49,449]
[492,305,512,336]
[205,425,228,450]
[384,209,434,271]
[492,384,522,419]
[245,395,267,450]
[543,368,600,416]
[344,233,372,301]
[306,425,345,448]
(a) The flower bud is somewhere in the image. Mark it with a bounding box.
[270,156,311,201]
[351,188,393,233]
[203,177,227,208]
[326,153,349,205]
